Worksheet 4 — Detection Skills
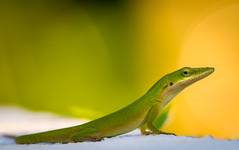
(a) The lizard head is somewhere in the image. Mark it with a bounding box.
[151,67,214,108]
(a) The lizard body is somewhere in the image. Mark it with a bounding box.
[15,67,214,144]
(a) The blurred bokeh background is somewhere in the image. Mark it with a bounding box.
[0,0,239,139]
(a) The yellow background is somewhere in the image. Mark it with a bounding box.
[134,0,239,139]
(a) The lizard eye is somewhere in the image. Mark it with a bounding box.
[182,69,191,77]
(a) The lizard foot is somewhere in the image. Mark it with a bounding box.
[159,131,176,136]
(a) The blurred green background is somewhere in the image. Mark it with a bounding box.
[0,0,144,119]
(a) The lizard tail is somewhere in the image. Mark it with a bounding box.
[15,133,45,144]
[2,134,17,139]
[15,132,69,144]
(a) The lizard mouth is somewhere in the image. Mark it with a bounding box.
[176,67,215,89]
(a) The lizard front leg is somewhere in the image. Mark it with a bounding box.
[140,123,152,135]
[140,103,176,135]
[142,103,176,135]
[150,103,176,135]
[140,104,160,135]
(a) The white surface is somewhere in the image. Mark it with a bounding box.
[0,106,239,150]
[0,106,85,135]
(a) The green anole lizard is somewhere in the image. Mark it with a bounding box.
[15,67,214,144]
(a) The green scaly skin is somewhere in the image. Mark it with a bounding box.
[15,67,214,144]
